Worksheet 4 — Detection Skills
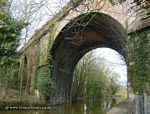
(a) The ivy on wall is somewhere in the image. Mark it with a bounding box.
[35,23,56,101]
[127,31,150,94]
[46,24,56,64]
[36,65,53,101]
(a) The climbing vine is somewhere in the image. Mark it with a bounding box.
[46,23,56,64]
[36,22,56,101]
[36,64,53,101]
[127,31,150,94]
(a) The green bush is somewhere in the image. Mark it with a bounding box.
[37,65,53,101]
[127,32,150,94]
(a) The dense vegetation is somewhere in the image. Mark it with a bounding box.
[72,51,124,107]
[127,32,150,95]
[0,0,26,99]
[36,65,53,101]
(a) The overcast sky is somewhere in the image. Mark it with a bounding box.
[93,48,127,84]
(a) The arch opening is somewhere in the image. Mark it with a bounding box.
[50,12,127,104]
[71,47,127,107]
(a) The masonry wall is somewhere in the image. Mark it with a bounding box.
[127,28,150,114]
[19,32,50,97]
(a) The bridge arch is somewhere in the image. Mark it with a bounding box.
[50,12,127,104]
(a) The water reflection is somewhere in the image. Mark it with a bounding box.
[0,100,109,114]
[84,104,87,114]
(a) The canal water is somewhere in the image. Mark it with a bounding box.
[0,99,110,114]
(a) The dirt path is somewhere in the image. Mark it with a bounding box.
[107,100,127,114]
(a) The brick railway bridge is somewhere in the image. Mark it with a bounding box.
[19,0,150,113]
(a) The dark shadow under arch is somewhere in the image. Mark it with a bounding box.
[24,55,27,64]
[50,12,127,104]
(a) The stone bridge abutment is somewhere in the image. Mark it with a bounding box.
[50,12,127,104]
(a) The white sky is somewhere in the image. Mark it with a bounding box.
[15,0,69,49]
[93,48,127,85]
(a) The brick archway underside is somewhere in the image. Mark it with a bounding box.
[50,12,127,104]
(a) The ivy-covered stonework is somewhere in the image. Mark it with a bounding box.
[35,23,56,101]
[127,29,150,94]
[36,65,53,101]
